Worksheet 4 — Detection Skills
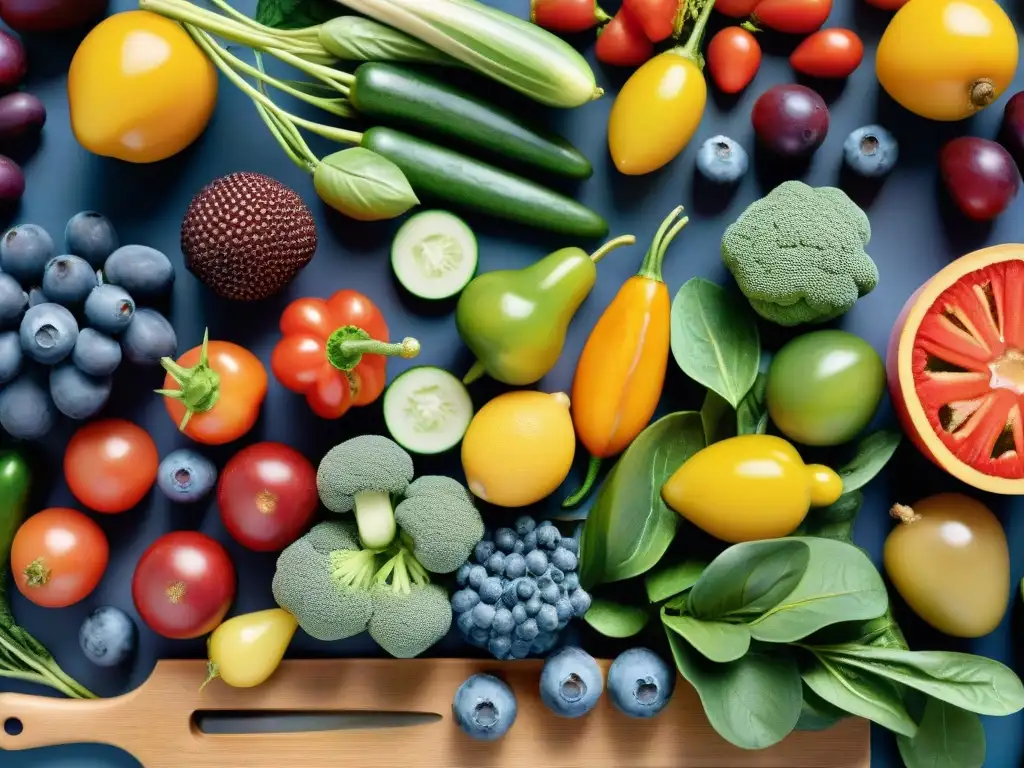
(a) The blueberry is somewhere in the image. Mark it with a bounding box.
[551,547,577,572]
[525,595,542,617]
[0,273,26,327]
[696,135,749,185]
[20,303,78,364]
[451,588,480,614]
[514,516,536,536]
[488,635,512,660]
[472,602,496,629]
[522,530,537,552]
[485,552,506,575]
[120,308,176,366]
[71,328,122,378]
[474,539,496,565]
[0,330,21,384]
[516,579,535,601]
[548,567,564,584]
[561,537,579,555]
[504,552,526,579]
[491,607,515,635]
[555,598,574,622]
[27,287,46,307]
[0,374,55,439]
[65,212,119,268]
[532,632,559,655]
[157,448,217,504]
[536,603,559,632]
[536,575,554,592]
[456,610,475,637]
[564,573,579,593]
[536,524,561,551]
[509,639,532,659]
[537,520,555,529]
[607,648,675,719]
[479,577,503,605]
[469,627,490,646]
[525,549,548,576]
[455,563,472,588]
[49,362,111,420]
[468,565,487,590]
[501,580,519,608]
[1,224,54,285]
[512,540,525,554]
[84,284,135,335]
[78,606,136,668]
[516,618,539,641]
[843,124,899,178]
[103,244,175,298]
[493,527,517,553]
[539,582,560,605]
[511,604,528,625]
[42,255,97,305]
[569,587,592,617]
[539,647,604,718]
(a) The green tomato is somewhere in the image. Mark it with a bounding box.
[766,330,885,446]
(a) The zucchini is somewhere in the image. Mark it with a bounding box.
[0,451,31,568]
[361,127,609,238]
[350,63,593,180]
[391,210,478,300]
[383,367,474,454]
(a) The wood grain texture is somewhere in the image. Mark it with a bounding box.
[0,659,869,768]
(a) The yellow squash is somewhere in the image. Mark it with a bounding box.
[203,609,298,690]
[661,434,842,543]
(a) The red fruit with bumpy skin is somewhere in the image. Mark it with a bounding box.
[940,137,1020,221]
[622,0,677,42]
[530,0,610,33]
[752,0,832,33]
[998,91,1024,171]
[751,84,830,157]
[595,8,654,67]
[790,29,864,78]
[708,27,762,94]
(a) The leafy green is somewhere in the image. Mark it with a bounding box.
[670,278,760,408]
[644,559,706,603]
[736,372,768,435]
[579,412,704,588]
[583,598,650,638]
[897,698,986,768]
[313,148,419,222]
[795,684,849,731]
[256,0,340,29]
[837,429,902,493]
[700,389,735,444]
[794,492,863,542]
[662,611,750,662]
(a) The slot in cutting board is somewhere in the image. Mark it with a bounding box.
[0,659,869,767]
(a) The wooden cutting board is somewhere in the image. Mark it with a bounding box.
[0,659,869,768]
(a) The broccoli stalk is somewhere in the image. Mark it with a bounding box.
[352,490,398,551]
[375,545,431,593]
[331,547,378,589]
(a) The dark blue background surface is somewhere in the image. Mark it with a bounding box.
[2,0,1024,765]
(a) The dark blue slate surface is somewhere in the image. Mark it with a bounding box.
[2,0,1024,765]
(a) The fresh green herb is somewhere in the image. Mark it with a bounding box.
[662,611,750,662]
[794,491,864,542]
[579,412,704,588]
[795,684,849,732]
[318,16,459,65]
[313,148,420,221]
[583,598,650,639]
[700,388,735,444]
[644,558,706,603]
[837,429,902,493]
[670,278,760,408]
[897,697,986,768]
[255,0,339,28]
[736,371,768,435]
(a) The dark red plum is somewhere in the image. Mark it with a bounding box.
[0,0,108,32]
[751,84,829,158]
[0,155,24,203]
[999,91,1024,171]
[940,137,1020,221]
[0,30,26,92]
[0,92,45,142]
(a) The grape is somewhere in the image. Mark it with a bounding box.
[119,308,176,366]
[751,84,829,158]
[103,245,175,298]
[0,373,54,439]
[0,156,21,203]
[0,93,45,144]
[0,29,26,90]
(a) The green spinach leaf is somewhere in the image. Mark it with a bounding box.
[837,429,902,493]
[579,412,704,587]
[795,684,849,731]
[583,598,650,638]
[314,148,419,222]
[897,698,986,768]
[662,611,751,662]
[793,492,863,543]
[736,372,768,435]
[809,608,908,650]
[256,0,340,28]
[670,278,760,408]
[700,389,736,444]
[666,630,802,750]
[645,559,706,603]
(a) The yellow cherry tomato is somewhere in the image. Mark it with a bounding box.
[203,609,298,690]
[661,435,842,543]
[69,10,218,163]
[875,0,1018,121]
[608,49,707,176]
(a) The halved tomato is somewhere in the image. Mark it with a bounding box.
[887,244,1024,493]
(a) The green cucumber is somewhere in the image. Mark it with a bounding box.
[383,367,474,454]
[0,451,31,570]
[391,210,478,300]
[361,127,609,239]
[349,63,593,180]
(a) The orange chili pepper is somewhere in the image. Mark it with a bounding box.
[564,206,689,507]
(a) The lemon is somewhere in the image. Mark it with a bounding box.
[461,391,576,507]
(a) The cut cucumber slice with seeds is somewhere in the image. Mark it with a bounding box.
[383,366,474,454]
[391,210,478,300]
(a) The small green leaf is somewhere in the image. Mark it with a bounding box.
[662,611,751,662]
[256,0,340,29]
[837,429,902,493]
[795,684,849,731]
[736,372,768,435]
[644,559,706,603]
[793,491,864,543]
[700,389,736,445]
[897,698,986,768]
[314,148,419,222]
[584,598,650,639]
[670,278,760,408]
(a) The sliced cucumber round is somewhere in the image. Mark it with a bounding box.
[383,366,474,455]
[391,210,478,300]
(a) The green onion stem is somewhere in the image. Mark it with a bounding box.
[264,46,354,90]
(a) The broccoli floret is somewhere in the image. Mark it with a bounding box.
[271,521,375,642]
[394,474,484,574]
[317,435,414,550]
[721,181,879,326]
[368,547,453,658]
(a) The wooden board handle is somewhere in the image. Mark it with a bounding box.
[0,690,145,752]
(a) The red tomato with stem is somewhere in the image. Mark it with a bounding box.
[65,419,158,514]
[11,508,109,608]
[132,531,236,640]
[530,0,610,32]
[789,28,864,78]
[595,7,653,67]
[217,442,318,552]
[621,0,677,42]
[708,27,762,93]
[271,290,419,419]
[752,0,832,34]
[715,0,759,17]
[160,330,268,446]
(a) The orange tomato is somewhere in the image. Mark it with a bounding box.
[65,420,159,514]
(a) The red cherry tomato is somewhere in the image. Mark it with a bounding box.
[217,442,318,552]
[789,28,864,78]
[707,27,762,94]
[595,7,653,67]
[10,508,109,608]
[752,0,832,34]
[621,0,677,42]
[65,419,158,514]
[530,0,610,33]
[132,531,236,640]
[863,0,908,9]
[714,0,760,17]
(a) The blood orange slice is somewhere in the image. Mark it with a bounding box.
[888,244,1024,493]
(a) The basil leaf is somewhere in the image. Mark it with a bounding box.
[736,372,768,435]
[795,684,849,731]
[667,630,802,750]
[700,389,736,445]
[815,646,1024,716]
[837,429,902,493]
[644,559,707,603]
[662,611,751,663]
[897,698,986,768]
[801,652,917,736]
[583,598,650,639]
[670,278,760,408]
[579,412,704,587]
[809,608,909,650]
[314,148,419,222]
[793,491,864,543]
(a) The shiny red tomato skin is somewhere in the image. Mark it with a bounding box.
[708,27,762,94]
[132,532,236,640]
[217,442,318,552]
[752,0,832,34]
[65,419,159,514]
[789,28,864,78]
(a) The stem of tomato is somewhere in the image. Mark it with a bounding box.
[673,0,717,68]
[637,206,689,282]
[155,329,221,432]
[326,326,421,372]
